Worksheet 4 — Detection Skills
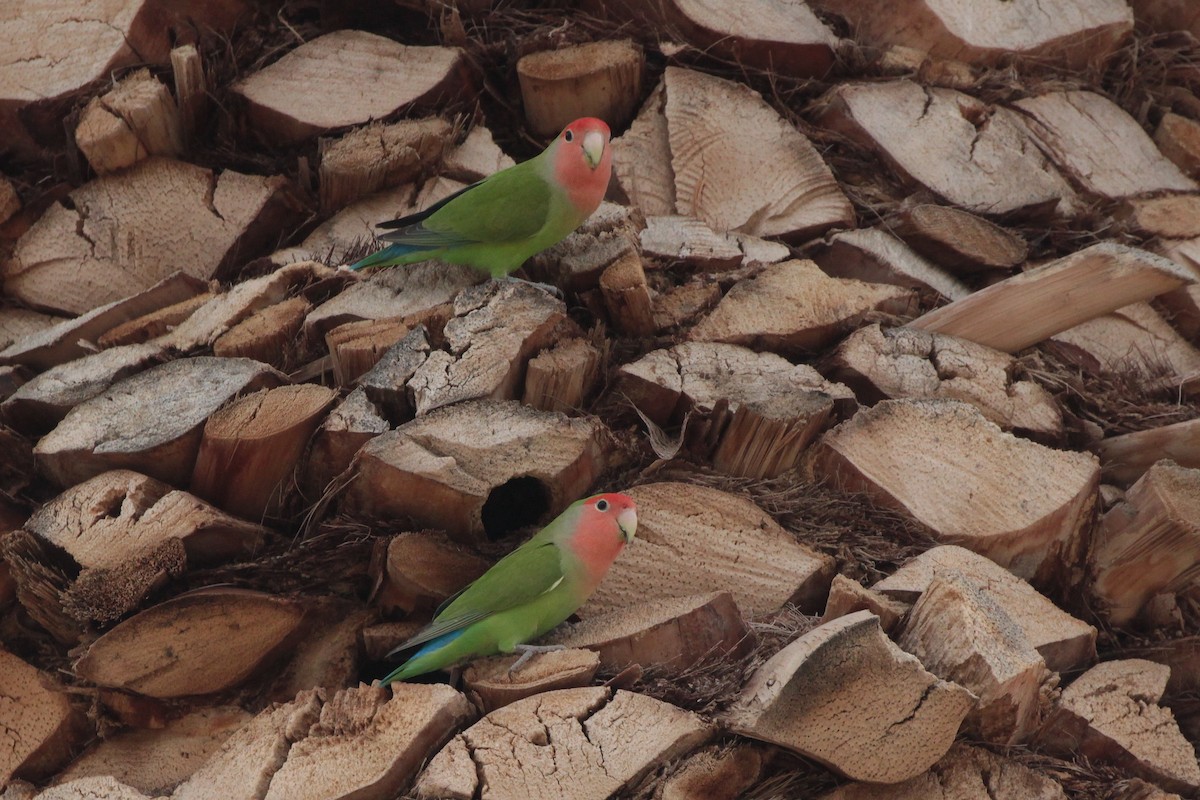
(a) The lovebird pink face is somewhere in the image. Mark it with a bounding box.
[552,118,613,217]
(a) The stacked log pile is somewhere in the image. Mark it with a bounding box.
[4,0,1200,798]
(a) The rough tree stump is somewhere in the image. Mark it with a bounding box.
[517,40,643,137]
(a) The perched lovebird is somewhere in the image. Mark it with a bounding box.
[379,492,637,683]
[348,118,613,277]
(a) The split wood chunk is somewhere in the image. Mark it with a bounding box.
[75,68,182,175]
[653,280,721,332]
[599,250,655,337]
[170,690,323,800]
[328,317,412,387]
[547,591,753,671]
[170,44,207,144]
[408,281,567,416]
[361,621,425,663]
[265,603,372,704]
[354,324,435,422]
[270,183,413,268]
[875,545,1097,674]
[190,384,337,521]
[890,204,1028,273]
[1098,420,1200,487]
[318,117,453,212]
[611,83,674,217]
[689,259,916,355]
[5,158,303,315]
[462,649,600,712]
[378,530,489,616]
[814,228,971,301]
[0,308,61,353]
[0,649,86,787]
[582,482,834,618]
[233,31,468,145]
[1155,113,1200,177]
[211,296,311,370]
[56,706,252,795]
[819,743,1068,800]
[1090,461,1200,627]
[34,777,156,799]
[302,388,388,499]
[0,528,82,645]
[657,743,767,800]
[1014,92,1196,198]
[75,588,307,698]
[1039,660,1200,793]
[441,125,515,183]
[0,272,206,370]
[638,216,747,271]
[1120,195,1200,239]
[828,324,1063,438]
[725,610,975,783]
[517,40,643,137]
[0,176,20,226]
[822,574,910,634]
[815,400,1099,587]
[909,243,1195,353]
[97,294,213,350]
[806,0,1130,69]
[817,81,1077,216]
[898,571,1054,745]
[345,399,607,543]
[527,202,641,291]
[2,342,168,434]
[522,338,601,413]
[261,685,474,800]
[414,687,712,800]
[35,356,285,488]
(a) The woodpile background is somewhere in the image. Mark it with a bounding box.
[4,0,1200,798]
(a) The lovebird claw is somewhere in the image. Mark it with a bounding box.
[509,643,567,674]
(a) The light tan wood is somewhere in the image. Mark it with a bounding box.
[582,482,834,618]
[35,356,285,487]
[657,743,766,800]
[638,216,744,270]
[170,44,207,145]
[909,243,1194,353]
[318,117,452,211]
[828,323,1062,438]
[326,317,410,386]
[5,158,303,315]
[653,280,721,332]
[0,307,60,353]
[0,528,83,645]
[211,295,311,370]
[0,648,86,787]
[377,531,489,616]
[97,293,214,349]
[822,573,910,633]
[232,31,467,145]
[517,40,643,137]
[599,250,655,337]
[415,687,712,800]
[1038,660,1200,794]
[361,621,425,663]
[1090,461,1200,627]
[876,545,1096,674]
[1155,113,1200,177]
[522,338,601,413]
[690,259,916,354]
[1098,419,1200,486]
[611,84,674,217]
[815,400,1099,587]
[355,325,431,422]
[815,228,971,300]
[345,399,607,543]
[264,602,372,703]
[462,649,600,712]
[891,203,1028,273]
[1119,195,1200,239]
[441,125,514,183]
[817,81,1077,215]
[725,610,975,784]
[301,388,388,499]
[38,776,159,799]
[76,68,182,174]
[527,202,640,291]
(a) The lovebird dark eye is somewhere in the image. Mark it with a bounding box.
[595,498,608,511]
[564,130,574,142]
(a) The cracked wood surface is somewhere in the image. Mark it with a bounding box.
[318,117,452,212]
[462,649,600,713]
[301,388,388,498]
[75,68,182,175]
[822,574,911,634]
[0,648,85,788]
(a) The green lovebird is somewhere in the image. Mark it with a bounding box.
[379,493,637,683]
[348,118,613,276]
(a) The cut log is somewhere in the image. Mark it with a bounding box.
[898,571,1053,745]
[581,482,835,618]
[1089,461,1200,627]
[301,388,389,499]
[822,573,910,634]
[527,202,642,291]
[441,125,514,183]
[318,117,453,212]
[414,687,712,800]
[461,649,600,712]
[909,243,1194,353]
[522,338,601,413]
[35,356,285,487]
[805,0,1130,69]
[190,384,338,521]
[0,648,86,787]
[211,295,312,370]
[638,216,745,271]
[1038,660,1200,794]
[548,591,753,671]
[875,545,1096,674]
[33,777,156,800]
[725,610,975,784]
[75,68,182,175]
[97,294,214,350]
[890,203,1028,274]
[376,531,489,616]
[663,0,837,76]
[74,588,307,698]
[328,317,412,387]
[0,272,206,370]
[346,324,424,423]
[5,158,304,315]
[261,683,474,800]
[264,602,372,703]
[0,308,61,353]
[170,44,207,144]
[232,31,468,145]
[345,399,607,542]
[815,400,1098,587]
[599,250,655,337]
[611,83,674,217]
[1119,195,1200,239]
[56,706,252,795]
[657,743,767,800]
[361,621,425,663]
[814,228,971,300]
[827,323,1063,438]
[653,280,722,332]
[689,259,916,355]
[1013,92,1195,199]
[1098,419,1200,486]
[816,81,1077,215]
[1,528,81,644]
[1154,113,1200,177]
[517,40,643,137]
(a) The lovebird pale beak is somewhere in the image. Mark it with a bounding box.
[617,506,637,543]
[582,130,605,170]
